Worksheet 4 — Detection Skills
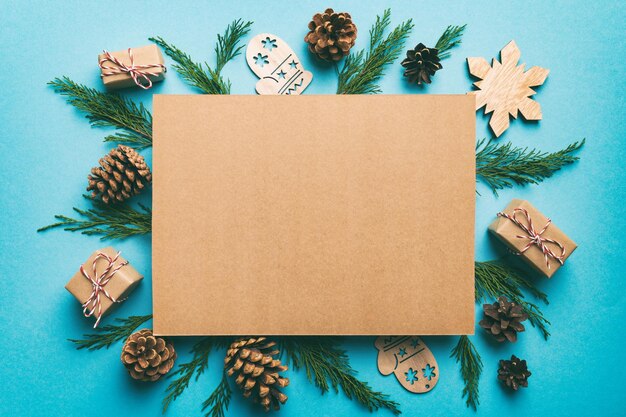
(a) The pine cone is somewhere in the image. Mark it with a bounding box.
[498,355,531,390]
[224,337,289,411]
[121,329,176,382]
[401,43,442,85]
[479,296,528,342]
[304,8,357,61]
[87,145,152,204]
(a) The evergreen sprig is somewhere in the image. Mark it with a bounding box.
[162,337,231,413]
[337,9,413,94]
[476,138,585,195]
[68,314,152,350]
[150,19,252,94]
[215,19,254,73]
[37,197,152,240]
[281,337,400,415]
[450,335,483,410]
[201,372,232,417]
[434,25,466,59]
[48,77,152,149]
[475,260,550,339]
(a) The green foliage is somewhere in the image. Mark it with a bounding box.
[150,19,252,94]
[201,373,232,417]
[37,197,152,240]
[475,260,550,339]
[215,19,254,73]
[450,336,483,410]
[68,314,152,350]
[337,9,413,94]
[48,77,152,149]
[434,25,466,59]
[476,138,585,195]
[162,337,230,414]
[280,337,400,415]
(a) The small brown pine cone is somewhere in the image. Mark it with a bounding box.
[224,337,289,412]
[401,43,442,85]
[121,329,176,382]
[479,296,529,342]
[304,8,357,61]
[87,145,152,204]
[498,355,531,390]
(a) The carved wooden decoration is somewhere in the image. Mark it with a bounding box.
[375,336,439,393]
[246,33,313,95]
[467,40,549,137]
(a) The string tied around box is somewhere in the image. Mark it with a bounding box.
[99,48,165,89]
[497,207,566,269]
[79,251,128,328]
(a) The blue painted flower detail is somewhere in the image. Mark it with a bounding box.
[422,364,436,381]
[398,347,407,357]
[262,37,277,51]
[405,368,418,385]
[254,53,269,67]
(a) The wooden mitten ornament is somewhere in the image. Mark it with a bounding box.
[375,336,439,393]
[246,33,312,95]
[467,40,549,137]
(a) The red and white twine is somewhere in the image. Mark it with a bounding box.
[99,48,165,89]
[497,207,566,270]
[79,251,128,328]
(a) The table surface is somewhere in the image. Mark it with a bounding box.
[1,1,624,416]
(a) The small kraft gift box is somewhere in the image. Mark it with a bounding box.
[489,199,577,278]
[98,44,166,90]
[65,247,143,327]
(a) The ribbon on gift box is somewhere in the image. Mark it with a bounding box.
[497,207,566,269]
[79,251,128,328]
[99,48,166,89]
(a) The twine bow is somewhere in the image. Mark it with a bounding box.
[497,207,566,270]
[99,48,165,89]
[79,251,128,328]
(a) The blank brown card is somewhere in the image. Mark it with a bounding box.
[152,95,475,336]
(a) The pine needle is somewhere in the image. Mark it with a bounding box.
[281,337,400,415]
[476,138,585,195]
[215,19,254,73]
[434,25,466,59]
[475,260,551,339]
[68,314,152,350]
[201,372,232,417]
[337,9,413,94]
[450,335,482,410]
[150,19,252,94]
[48,77,152,149]
[37,197,152,240]
[162,337,230,414]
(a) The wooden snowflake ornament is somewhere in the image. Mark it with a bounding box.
[467,41,549,137]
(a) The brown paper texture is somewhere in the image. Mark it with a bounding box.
[65,247,143,317]
[98,44,165,89]
[488,199,577,278]
[152,95,476,335]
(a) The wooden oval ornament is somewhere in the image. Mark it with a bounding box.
[245,33,313,95]
[375,336,439,393]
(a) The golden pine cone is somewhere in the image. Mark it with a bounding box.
[304,8,357,61]
[121,329,176,382]
[479,297,529,343]
[224,337,289,411]
[87,145,152,204]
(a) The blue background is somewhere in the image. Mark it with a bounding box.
[1,1,624,416]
